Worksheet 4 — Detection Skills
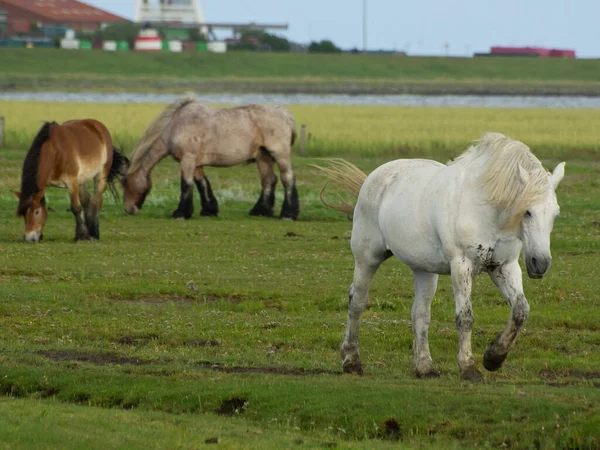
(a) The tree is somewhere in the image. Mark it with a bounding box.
[230,30,291,52]
[308,40,341,53]
[188,27,207,42]
[92,22,141,47]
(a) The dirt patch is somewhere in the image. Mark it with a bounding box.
[215,396,248,416]
[112,295,197,305]
[196,360,340,376]
[111,294,243,305]
[39,350,150,366]
[284,231,304,238]
[183,339,221,347]
[114,334,159,346]
[203,294,243,304]
[375,418,403,441]
[539,368,600,381]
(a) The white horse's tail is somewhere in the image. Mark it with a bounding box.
[128,96,196,175]
[310,158,367,216]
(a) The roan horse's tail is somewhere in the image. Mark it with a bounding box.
[107,147,130,201]
[310,158,368,216]
[127,96,197,174]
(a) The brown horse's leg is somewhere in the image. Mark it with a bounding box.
[79,183,93,234]
[172,157,195,219]
[250,150,277,217]
[68,182,91,241]
[193,167,218,216]
[87,173,107,239]
[274,155,299,221]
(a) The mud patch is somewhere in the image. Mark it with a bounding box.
[114,334,159,346]
[196,360,340,376]
[284,231,304,238]
[539,368,600,381]
[184,339,221,347]
[215,396,248,416]
[112,295,197,305]
[39,349,150,366]
[203,294,242,304]
[376,418,403,441]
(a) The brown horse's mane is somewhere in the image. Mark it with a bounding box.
[17,122,55,216]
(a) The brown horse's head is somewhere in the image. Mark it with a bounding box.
[123,171,151,215]
[14,191,47,242]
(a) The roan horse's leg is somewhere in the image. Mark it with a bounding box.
[341,249,389,375]
[411,270,440,378]
[484,261,530,371]
[450,259,483,381]
[249,150,277,217]
[67,182,91,241]
[274,157,299,221]
[172,157,195,219]
[194,167,219,216]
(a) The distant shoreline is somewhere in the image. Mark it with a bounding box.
[3,78,600,97]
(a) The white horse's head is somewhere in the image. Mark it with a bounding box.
[518,162,565,279]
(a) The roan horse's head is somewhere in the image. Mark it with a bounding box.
[517,162,565,279]
[122,171,151,215]
[14,191,47,242]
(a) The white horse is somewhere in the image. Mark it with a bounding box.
[316,133,565,380]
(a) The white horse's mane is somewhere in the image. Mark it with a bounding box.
[450,132,550,229]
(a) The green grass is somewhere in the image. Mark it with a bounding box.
[0,105,599,448]
[3,49,600,94]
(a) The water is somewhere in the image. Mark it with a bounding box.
[1,91,600,108]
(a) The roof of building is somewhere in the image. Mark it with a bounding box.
[0,0,128,23]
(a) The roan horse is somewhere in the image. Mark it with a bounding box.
[315,133,565,380]
[123,97,299,220]
[14,120,129,242]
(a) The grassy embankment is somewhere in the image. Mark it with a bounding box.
[2,48,600,95]
[0,101,598,448]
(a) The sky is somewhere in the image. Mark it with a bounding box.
[85,1,600,58]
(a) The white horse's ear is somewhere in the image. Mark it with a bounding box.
[551,162,565,189]
[518,164,530,185]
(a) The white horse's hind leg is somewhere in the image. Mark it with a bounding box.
[341,251,389,375]
[450,259,483,381]
[484,261,530,371]
[411,270,439,378]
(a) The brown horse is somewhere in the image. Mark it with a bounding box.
[14,120,129,242]
[123,97,299,220]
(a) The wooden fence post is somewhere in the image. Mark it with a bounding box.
[0,116,4,148]
[298,124,307,156]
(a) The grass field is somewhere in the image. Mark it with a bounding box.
[3,101,600,160]
[0,101,598,449]
[3,49,600,95]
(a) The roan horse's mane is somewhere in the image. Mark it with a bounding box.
[17,121,55,216]
[450,132,550,229]
[128,96,197,175]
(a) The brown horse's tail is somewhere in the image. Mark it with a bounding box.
[127,96,196,175]
[107,147,130,201]
[309,159,368,216]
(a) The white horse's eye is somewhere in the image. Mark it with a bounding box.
[524,210,532,218]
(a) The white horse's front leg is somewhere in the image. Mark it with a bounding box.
[484,261,530,371]
[450,258,482,381]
